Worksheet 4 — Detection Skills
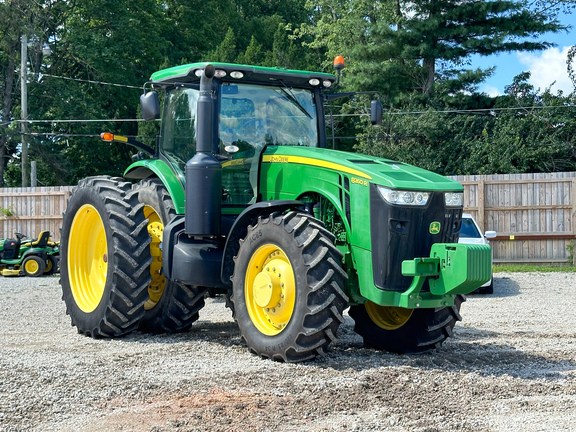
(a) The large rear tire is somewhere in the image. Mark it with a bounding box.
[349,295,465,353]
[60,176,152,337]
[232,211,348,362]
[131,178,206,333]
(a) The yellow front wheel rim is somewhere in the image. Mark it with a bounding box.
[245,244,295,336]
[68,204,108,313]
[24,259,40,274]
[365,301,413,330]
[143,206,166,310]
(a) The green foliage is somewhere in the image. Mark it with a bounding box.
[354,72,576,175]
[1,0,575,186]
[0,206,15,217]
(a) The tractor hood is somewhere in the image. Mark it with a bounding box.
[263,146,462,192]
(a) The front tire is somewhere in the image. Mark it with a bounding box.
[349,295,466,353]
[131,178,206,333]
[232,211,348,362]
[22,255,46,277]
[60,176,152,338]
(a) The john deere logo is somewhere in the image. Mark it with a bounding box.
[429,222,441,234]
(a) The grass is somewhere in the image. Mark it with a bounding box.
[494,264,576,273]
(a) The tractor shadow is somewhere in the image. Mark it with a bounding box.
[122,296,244,348]
[464,276,521,298]
[319,316,575,380]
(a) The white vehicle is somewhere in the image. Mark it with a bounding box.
[458,214,496,294]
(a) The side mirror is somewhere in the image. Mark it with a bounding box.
[371,100,383,126]
[485,231,497,239]
[140,91,160,121]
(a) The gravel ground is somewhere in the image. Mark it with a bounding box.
[0,272,575,432]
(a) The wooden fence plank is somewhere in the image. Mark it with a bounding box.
[0,186,73,242]
[450,172,576,264]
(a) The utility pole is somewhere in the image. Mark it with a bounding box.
[20,35,29,188]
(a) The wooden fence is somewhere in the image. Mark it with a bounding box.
[0,186,73,242]
[449,172,576,264]
[2,173,576,264]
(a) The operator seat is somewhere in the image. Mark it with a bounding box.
[32,231,50,248]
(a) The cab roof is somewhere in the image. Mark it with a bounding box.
[150,62,336,89]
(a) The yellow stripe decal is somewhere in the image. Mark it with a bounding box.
[114,135,128,143]
[262,155,372,180]
[222,158,248,168]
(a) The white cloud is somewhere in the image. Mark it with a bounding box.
[481,84,502,97]
[517,47,575,94]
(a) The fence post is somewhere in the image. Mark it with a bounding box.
[477,179,485,232]
[572,178,576,266]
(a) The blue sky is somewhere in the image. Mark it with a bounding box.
[470,10,575,96]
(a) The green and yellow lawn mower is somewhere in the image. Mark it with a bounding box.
[0,231,60,277]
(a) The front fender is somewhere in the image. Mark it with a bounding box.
[124,160,185,214]
[220,200,303,286]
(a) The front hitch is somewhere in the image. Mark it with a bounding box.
[396,243,492,308]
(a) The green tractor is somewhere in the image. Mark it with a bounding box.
[59,60,491,361]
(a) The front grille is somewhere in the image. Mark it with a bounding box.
[369,184,462,292]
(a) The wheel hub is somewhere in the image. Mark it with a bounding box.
[68,204,107,313]
[245,246,295,335]
[365,301,413,330]
[144,214,166,310]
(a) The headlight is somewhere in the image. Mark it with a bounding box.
[377,186,430,206]
[445,192,463,207]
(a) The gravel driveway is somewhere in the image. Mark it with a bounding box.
[0,272,575,432]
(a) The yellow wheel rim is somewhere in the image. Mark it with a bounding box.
[24,259,40,274]
[143,206,166,310]
[245,244,295,335]
[365,301,413,330]
[45,258,53,273]
[68,204,108,313]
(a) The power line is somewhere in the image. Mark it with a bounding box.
[1,103,574,128]
[11,118,150,124]
[41,73,142,89]
[330,104,576,118]
[25,132,155,139]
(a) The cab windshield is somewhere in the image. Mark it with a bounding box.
[158,83,319,177]
[219,83,318,152]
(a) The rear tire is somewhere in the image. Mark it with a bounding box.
[131,178,206,333]
[349,295,466,353]
[232,211,348,362]
[22,255,46,277]
[60,176,152,338]
[44,255,59,275]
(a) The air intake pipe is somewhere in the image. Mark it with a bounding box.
[184,64,221,237]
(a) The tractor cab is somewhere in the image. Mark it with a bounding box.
[139,63,341,208]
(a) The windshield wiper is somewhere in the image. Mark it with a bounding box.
[278,82,312,119]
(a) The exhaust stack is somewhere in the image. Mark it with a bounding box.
[184,64,221,237]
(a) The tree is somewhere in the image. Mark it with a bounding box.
[301,0,569,97]
[354,72,576,175]
[12,0,170,186]
[569,45,576,90]
[0,0,67,186]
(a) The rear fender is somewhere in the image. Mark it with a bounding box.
[124,160,185,214]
